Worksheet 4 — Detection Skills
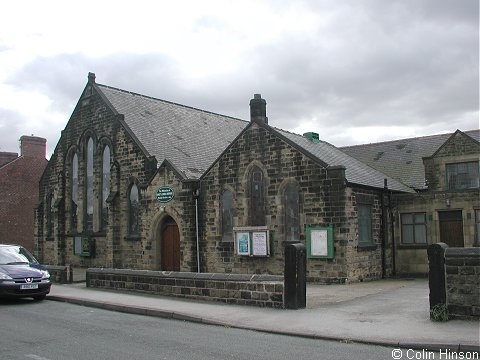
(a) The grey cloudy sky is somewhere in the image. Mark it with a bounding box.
[0,0,478,157]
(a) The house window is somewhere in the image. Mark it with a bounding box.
[446,162,479,190]
[128,183,139,236]
[358,204,373,246]
[71,153,79,231]
[284,183,300,241]
[249,165,265,226]
[86,137,94,230]
[221,191,233,242]
[401,213,427,245]
[101,145,111,230]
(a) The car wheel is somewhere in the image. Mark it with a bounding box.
[33,295,46,301]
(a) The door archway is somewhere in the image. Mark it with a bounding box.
[159,215,180,271]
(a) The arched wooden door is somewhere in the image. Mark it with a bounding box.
[161,220,180,271]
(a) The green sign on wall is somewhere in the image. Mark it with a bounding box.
[156,186,175,203]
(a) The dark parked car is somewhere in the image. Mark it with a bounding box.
[0,244,51,301]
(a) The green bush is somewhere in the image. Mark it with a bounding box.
[430,303,449,322]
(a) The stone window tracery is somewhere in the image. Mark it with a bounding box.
[284,183,300,241]
[101,145,111,230]
[71,152,79,231]
[249,165,265,226]
[128,183,140,236]
[221,190,234,242]
[85,137,94,231]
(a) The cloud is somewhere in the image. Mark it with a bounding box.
[237,0,479,135]
[0,0,477,156]
[0,108,27,152]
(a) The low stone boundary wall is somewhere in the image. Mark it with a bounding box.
[44,264,73,284]
[86,268,284,308]
[428,243,480,320]
[445,247,480,320]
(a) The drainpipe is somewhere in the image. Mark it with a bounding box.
[381,179,388,278]
[193,188,200,273]
[390,191,396,277]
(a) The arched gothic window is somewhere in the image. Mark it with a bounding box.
[71,153,79,231]
[85,137,94,230]
[47,193,54,238]
[221,191,233,242]
[101,145,111,229]
[284,183,300,241]
[128,183,139,236]
[249,165,265,226]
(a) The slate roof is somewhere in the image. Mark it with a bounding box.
[276,129,415,193]
[341,130,480,190]
[94,81,417,192]
[96,84,248,179]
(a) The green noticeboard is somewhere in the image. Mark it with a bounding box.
[156,186,175,203]
[306,224,334,259]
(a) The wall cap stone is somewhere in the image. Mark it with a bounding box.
[87,268,283,282]
[445,247,480,258]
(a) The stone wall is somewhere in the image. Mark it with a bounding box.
[35,79,159,269]
[444,247,480,320]
[394,190,480,276]
[140,164,198,272]
[44,264,73,284]
[200,122,386,283]
[423,131,479,191]
[86,268,284,308]
[396,130,480,277]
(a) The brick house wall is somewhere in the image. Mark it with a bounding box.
[0,136,47,252]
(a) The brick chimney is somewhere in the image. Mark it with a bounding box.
[249,94,268,124]
[20,136,46,159]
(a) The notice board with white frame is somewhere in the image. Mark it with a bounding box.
[306,224,334,259]
[234,226,270,257]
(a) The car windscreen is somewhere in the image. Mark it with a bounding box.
[0,246,38,265]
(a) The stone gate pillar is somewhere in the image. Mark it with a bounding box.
[427,242,448,315]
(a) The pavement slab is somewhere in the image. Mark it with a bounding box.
[47,278,480,352]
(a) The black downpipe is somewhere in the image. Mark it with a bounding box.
[380,179,390,279]
[390,190,396,277]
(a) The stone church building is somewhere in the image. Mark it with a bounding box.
[35,73,479,283]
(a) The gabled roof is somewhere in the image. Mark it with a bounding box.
[341,130,480,190]
[96,84,249,179]
[427,129,480,159]
[90,76,427,193]
[274,128,415,193]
